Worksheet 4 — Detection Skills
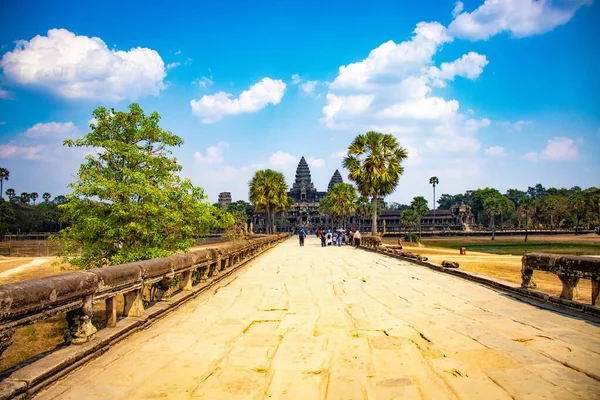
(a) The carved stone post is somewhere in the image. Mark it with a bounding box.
[520,263,535,289]
[65,295,97,344]
[0,329,14,359]
[124,289,144,317]
[106,296,117,328]
[558,275,580,300]
[180,270,193,291]
[200,266,209,281]
[592,279,599,306]
[155,277,172,301]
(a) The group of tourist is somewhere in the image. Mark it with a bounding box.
[297,228,362,248]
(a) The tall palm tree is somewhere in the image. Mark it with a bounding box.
[429,176,439,218]
[43,192,51,203]
[519,198,535,242]
[484,197,503,240]
[5,188,15,200]
[249,169,288,234]
[30,192,39,205]
[343,131,408,235]
[0,168,9,199]
[410,196,429,240]
[20,192,30,205]
[321,183,358,229]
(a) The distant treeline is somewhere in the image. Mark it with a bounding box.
[0,194,69,235]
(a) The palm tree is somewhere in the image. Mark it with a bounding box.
[484,197,503,240]
[401,209,420,242]
[568,192,585,233]
[5,188,15,201]
[429,176,439,217]
[321,183,358,229]
[43,192,51,203]
[30,192,39,205]
[410,196,429,240]
[249,169,288,234]
[343,131,408,235]
[20,192,30,205]
[0,168,9,199]
[519,198,535,242]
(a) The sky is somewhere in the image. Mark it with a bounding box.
[0,0,599,206]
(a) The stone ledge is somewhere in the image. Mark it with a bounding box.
[0,239,285,400]
[361,246,600,321]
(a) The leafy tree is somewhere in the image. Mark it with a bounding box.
[519,198,536,242]
[527,184,546,199]
[320,183,358,229]
[568,192,586,232]
[249,169,288,234]
[42,192,51,203]
[0,168,8,200]
[401,209,420,242]
[437,193,469,210]
[499,195,515,230]
[343,131,408,235]
[429,176,439,213]
[471,188,503,225]
[410,196,428,240]
[5,188,15,200]
[227,200,249,215]
[505,188,527,209]
[30,192,39,205]
[386,202,409,211]
[53,195,67,205]
[54,103,226,270]
[484,196,503,240]
[0,198,15,236]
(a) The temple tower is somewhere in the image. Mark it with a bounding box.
[288,157,321,202]
[327,169,344,191]
[218,192,232,210]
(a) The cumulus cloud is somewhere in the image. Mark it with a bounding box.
[190,78,286,123]
[497,120,533,131]
[166,62,181,70]
[541,136,579,160]
[23,121,78,139]
[268,151,296,166]
[307,157,325,168]
[331,150,348,159]
[194,141,229,164]
[0,28,167,100]
[300,80,320,97]
[449,0,592,40]
[426,52,488,87]
[291,74,302,85]
[0,144,45,160]
[452,1,464,18]
[485,145,505,156]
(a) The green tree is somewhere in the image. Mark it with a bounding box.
[343,131,408,235]
[30,192,39,205]
[401,209,420,242]
[410,196,428,240]
[20,192,30,205]
[429,176,439,213]
[249,169,288,234]
[54,103,226,270]
[484,196,503,240]
[320,183,358,229]
[5,188,15,200]
[519,198,536,242]
[505,188,527,209]
[0,168,9,200]
[0,198,15,235]
[568,192,586,232]
[42,192,51,203]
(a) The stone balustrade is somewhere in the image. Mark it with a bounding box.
[521,253,600,305]
[361,235,381,249]
[0,234,289,360]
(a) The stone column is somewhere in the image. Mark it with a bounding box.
[180,270,193,291]
[558,275,580,300]
[106,296,117,328]
[124,289,144,317]
[65,295,97,344]
[592,279,599,306]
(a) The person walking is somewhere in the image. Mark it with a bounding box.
[299,228,306,247]
[353,229,362,248]
[321,231,326,247]
[337,230,343,247]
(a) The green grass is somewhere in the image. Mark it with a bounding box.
[421,241,600,256]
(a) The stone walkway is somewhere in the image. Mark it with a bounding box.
[36,237,600,399]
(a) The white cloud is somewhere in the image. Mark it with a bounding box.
[331,150,348,159]
[23,122,78,139]
[174,50,182,55]
[307,157,325,168]
[194,141,229,164]
[449,0,592,40]
[193,76,214,88]
[0,88,13,99]
[321,94,374,127]
[427,52,488,86]
[291,74,302,85]
[465,118,491,132]
[190,77,286,123]
[0,28,167,100]
[379,97,459,120]
[0,144,45,160]
[497,120,533,131]
[268,151,296,166]
[452,1,464,18]
[300,80,320,97]
[166,61,181,70]
[541,136,579,160]
[524,151,538,161]
[485,145,505,156]
[87,118,97,127]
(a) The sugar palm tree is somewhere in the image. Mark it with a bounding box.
[568,192,586,233]
[43,192,51,203]
[321,183,358,229]
[484,196,503,240]
[519,198,535,242]
[249,169,288,234]
[5,188,15,201]
[410,196,428,240]
[429,176,439,217]
[401,209,420,242]
[0,168,9,199]
[343,131,408,235]
[30,192,39,205]
[20,192,30,205]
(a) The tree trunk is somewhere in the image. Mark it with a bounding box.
[371,195,378,235]
[265,204,271,234]
[500,213,504,231]
[491,215,495,241]
[525,215,528,242]
[408,229,412,242]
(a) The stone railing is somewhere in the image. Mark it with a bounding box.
[521,253,600,305]
[0,234,289,361]
[361,235,381,249]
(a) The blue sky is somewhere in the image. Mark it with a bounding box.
[1,0,599,205]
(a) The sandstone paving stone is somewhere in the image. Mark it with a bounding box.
[33,237,600,399]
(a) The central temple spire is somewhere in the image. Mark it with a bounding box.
[294,156,312,185]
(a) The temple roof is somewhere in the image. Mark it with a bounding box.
[293,156,312,187]
[327,169,344,191]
